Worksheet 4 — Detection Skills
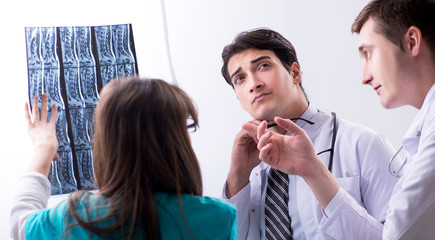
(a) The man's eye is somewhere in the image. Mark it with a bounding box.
[259,63,270,70]
[234,76,244,84]
[364,50,370,58]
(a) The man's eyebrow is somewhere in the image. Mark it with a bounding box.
[251,56,271,64]
[358,44,372,54]
[230,67,241,81]
[229,56,272,81]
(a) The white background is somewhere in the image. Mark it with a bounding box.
[0,0,417,238]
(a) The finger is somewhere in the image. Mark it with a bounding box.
[24,102,32,126]
[257,130,272,150]
[257,121,268,140]
[242,123,259,142]
[242,122,258,131]
[49,104,58,125]
[40,93,48,122]
[275,117,304,136]
[32,94,39,121]
[243,119,262,129]
[258,142,272,162]
[247,119,262,126]
[53,153,61,162]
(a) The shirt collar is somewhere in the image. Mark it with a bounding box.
[295,103,317,128]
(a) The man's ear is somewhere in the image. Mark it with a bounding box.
[290,62,301,84]
[404,26,422,57]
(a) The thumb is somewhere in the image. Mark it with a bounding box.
[275,117,304,136]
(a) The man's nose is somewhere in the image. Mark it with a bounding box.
[361,63,373,85]
[249,77,264,93]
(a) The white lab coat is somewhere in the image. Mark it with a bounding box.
[381,83,435,240]
[224,108,398,240]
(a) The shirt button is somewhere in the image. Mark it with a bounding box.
[417,131,421,136]
[251,208,256,213]
[255,172,259,177]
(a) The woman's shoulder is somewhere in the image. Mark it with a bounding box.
[185,194,236,212]
[155,192,236,223]
[155,193,237,239]
[156,192,235,212]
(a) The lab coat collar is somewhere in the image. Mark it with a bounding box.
[302,108,331,140]
[402,83,435,154]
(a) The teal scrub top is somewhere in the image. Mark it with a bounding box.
[24,192,237,239]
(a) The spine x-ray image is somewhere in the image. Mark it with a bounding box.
[25,24,138,195]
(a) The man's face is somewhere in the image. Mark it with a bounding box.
[227,49,306,122]
[358,18,411,109]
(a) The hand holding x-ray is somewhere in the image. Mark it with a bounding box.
[25,93,60,177]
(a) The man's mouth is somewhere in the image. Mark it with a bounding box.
[253,92,270,103]
[374,85,381,95]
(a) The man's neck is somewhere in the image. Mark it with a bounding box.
[268,102,311,135]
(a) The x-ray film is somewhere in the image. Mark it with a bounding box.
[25,24,138,195]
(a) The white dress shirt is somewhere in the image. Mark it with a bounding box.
[382,83,435,240]
[223,105,398,240]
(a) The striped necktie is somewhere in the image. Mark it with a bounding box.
[265,168,293,240]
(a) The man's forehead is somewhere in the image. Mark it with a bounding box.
[234,49,275,58]
[358,18,378,44]
[229,49,276,67]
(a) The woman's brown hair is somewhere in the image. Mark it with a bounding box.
[64,77,202,239]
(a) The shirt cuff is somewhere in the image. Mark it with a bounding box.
[222,181,251,202]
[324,187,346,218]
[222,182,230,200]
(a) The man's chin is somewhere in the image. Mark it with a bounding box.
[252,113,274,123]
[380,97,403,109]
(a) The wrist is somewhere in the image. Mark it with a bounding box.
[28,148,55,177]
[301,156,326,181]
[303,158,339,209]
[225,168,251,198]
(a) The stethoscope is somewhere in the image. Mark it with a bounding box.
[267,112,337,172]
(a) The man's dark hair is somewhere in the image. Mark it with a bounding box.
[352,0,435,60]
